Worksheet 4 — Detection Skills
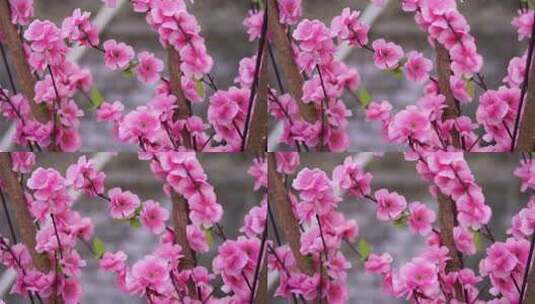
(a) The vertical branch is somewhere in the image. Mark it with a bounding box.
[436,192,463,300]
[516,63,535,151]
[171,193,198,298]
[267,153,312,275]
[266,0,316,123]
[525,247,535,303]
[167,48,193,149]
[244,43,268,152]
[0,153,49,272]
[0,1,47,123]
[435,44,461,149]
[242,6,268,152]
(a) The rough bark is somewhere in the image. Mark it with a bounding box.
[436,44,461,149]
[525,262,535,303]
[167,48,193,149]
[171,192,198,298]
[245,44,268,152]
[0,153,49,272]
[0,0,47,123]
[267,153,312,275]
[266,0,316,123]
[437,192,463,300]
[517,59,535,151]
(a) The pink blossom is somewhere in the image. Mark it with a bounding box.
[11,152,35,173]
[247,157,267,190]
[404,51,432,83]
[450,76,472,103]
[388,105,430,144]
[243,10,264,41]
[407,202,436,235]
[213,239,249,276]
[140,200,169,234]
[100,251,127,273]
[107,187,140,219]
[453,226,476,255]
[480,242,518,278]
[66,155,106,197]
[179,42,214,78]
[131,255,169,289]
[365,101,392,122]
[372,39,404,70]
[275,152,300,175]
[61,9,99,47]
[293,168,332,202]
[504,55,526,88]
[62,278,82,304]
[374,189,407,221]
[332,156,372,199]
[9,0,33,25]
[102,39,135,70]
[240,200,267,237]
[96,101,124,122]
[119,106,161,142]
[365,253,393,274]
[187,225,209,252]
[399,257,438,296]
[136,51,163,84]
[514,160,535,192]
[512,10,534,41]
[330,8,369,47]
[278,0,302,25]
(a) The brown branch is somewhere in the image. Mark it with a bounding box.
[0,153,49,272]
[267,153,312,275]
[171,192,198,298]
[517,61,535,151]
[167,47,193,149]
[254,261,268,304]
[435,44,461,149]
[245,43,268,152]
[525,259,535,303]
[266,0,316,123]
[0,1,47,123]
[436,192,463,300]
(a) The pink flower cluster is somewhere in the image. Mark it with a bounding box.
[152,152,223,227]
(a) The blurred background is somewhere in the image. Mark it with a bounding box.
[0,0,524,151]
[269,153,529,303]
[0,153,262,303]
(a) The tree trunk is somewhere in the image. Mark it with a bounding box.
[435,44,461,149]
[267,153,312,275]
[171,193,198,298]
[0,153,49,272]
[0,1,48,123]
[266,0,316,123]
[167,48,193,149]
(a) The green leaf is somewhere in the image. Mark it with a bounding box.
[393,215,407,229]
[466,79,475,99]
[89,87,104,109]
[358,88,372,109]
[385,67,403,80]
[121,60,139,79]
[473,230,482,252]
[357,239,373,261]
[129,217,141,229]
[205,228,214,248]
[196,79,205,99]
[92,237,105,259]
